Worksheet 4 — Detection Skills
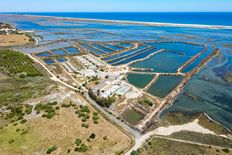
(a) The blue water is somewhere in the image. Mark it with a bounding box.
[36,52,52,57]
[57,57,67,62]
[105,45,147,61]
[7,12,232,26]
[64,47,80,55]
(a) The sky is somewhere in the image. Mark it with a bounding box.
[0,0,232,12]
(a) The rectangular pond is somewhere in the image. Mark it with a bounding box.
[114,47,156,66]
[130,51,190,73]
[57,57,67,62]
[53,49,67,56]
[36,51,52,57]
[64,47,80,55]
[105,45,148,61]
[43,58,55,65]
[182,46,214,73]
[117,43,133,48]
[122,109,144,125]
[103,43,123,51]
[146,42,205,57]
[127,73,154,89]
[147,75,183,98]
[80,44,104,55]
[92,43,115,53]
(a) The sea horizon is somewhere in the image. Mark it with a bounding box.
[1,12,232,27]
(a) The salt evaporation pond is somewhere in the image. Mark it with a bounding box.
[130,51,190,73]
[147,75,184,98]
[182,46,214,73]
[127,73,154,89]
[64,47,80,55]
[57,57,67,62]
[43,58,55,64]
[147,42,205,56]
[53,49,66,55]
[36,51,52,57]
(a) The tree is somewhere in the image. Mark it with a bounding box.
[89,133,96,139]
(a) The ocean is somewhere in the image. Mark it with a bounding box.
[7,12,232,26]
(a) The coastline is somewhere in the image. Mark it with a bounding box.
[3,13,232,30]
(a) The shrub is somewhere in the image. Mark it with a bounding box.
[103,136,107,140]
[8,139,15,144]
[21,119,27,124]
[89,133,96,139]
[222,148,230,153]
[46,145,57,154]
[75,138,82,146]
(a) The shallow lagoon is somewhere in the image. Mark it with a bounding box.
[147,75,184,98]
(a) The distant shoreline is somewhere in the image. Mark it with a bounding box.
[3,13,232,30]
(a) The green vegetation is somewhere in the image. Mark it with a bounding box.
[169,131,232,149]
[0,49,41,77]
[89,133,96,139]
[222,148,230,153]
[0,75,52,108]
[46,145,57,154]
[74,138,89,153]
[75,105,91,124]
[0,124,39,152]
[92,112,99,124]
[35,102,58,119]
[138,137,220,155]
[89,90,115,108]
[4,104,34,123]
[198,115,231,135]
[161,112,199,125]
[138,99,153,107]
[122,109,144,125]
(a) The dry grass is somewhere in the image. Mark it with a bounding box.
[0,104,132,155]
[0,34,32,46]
